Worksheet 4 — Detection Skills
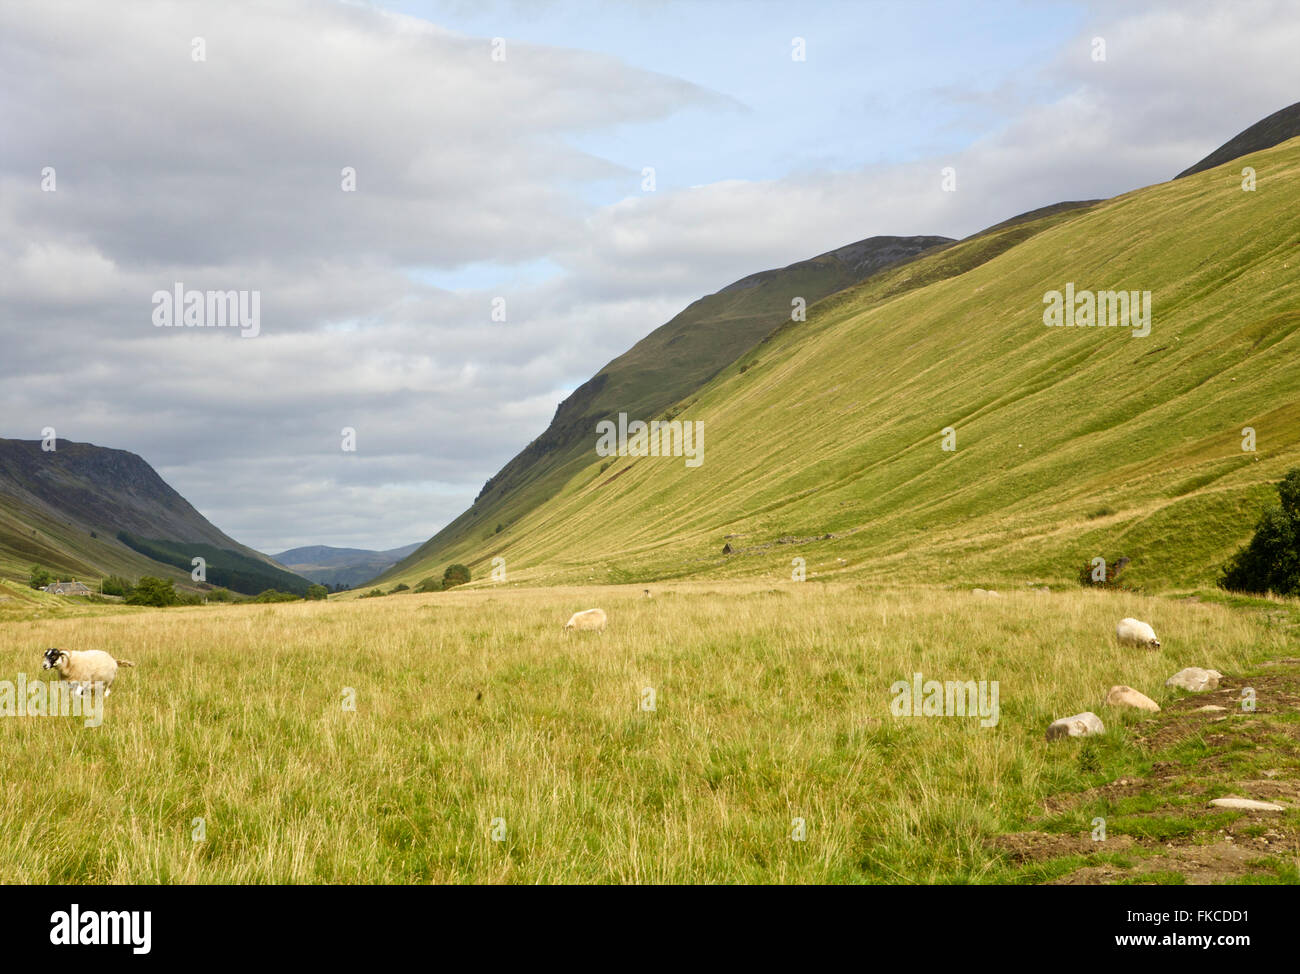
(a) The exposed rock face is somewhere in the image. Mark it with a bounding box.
[1166,667,1223,692]
[1046,712,1105,741]
[1105,685,1160,712]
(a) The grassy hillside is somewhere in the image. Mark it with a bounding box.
[386,138,1300,593]
[2,582,1294,882]
[0,438,311,596]
[1177,99,1300,178]
[384,235,953,582]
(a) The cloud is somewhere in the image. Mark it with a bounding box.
[2,0,1297,551]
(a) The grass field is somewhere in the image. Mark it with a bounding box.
[2,581,1296,883]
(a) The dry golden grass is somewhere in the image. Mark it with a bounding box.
[0,581,1288,883]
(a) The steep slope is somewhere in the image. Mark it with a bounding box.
[273,542,422,588]
[383,235,952,582]
[0,438,311,595]
[1177,99,1300,178]
[384,135,1300,592]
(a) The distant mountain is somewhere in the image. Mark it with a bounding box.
[0,437,312,595]
[1176,99,1300,178]
[271,543,422,588]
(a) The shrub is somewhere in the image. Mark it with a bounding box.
[253,589,300,603]
[126,576,180,607]
[1077,556,1131,589]
[206,588,237,603]
[360,588,386,599]
[101,575,133,598]
[390,583,410,594]
[442,564,471,589]
[1221,469,1300,596]
[415,577,441,593]
[306,584,329,601]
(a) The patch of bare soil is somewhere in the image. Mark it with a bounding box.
[997,659,1300,884]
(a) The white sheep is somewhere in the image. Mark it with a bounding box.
[1115,618,1160,649]
[564,608,607,633]
[42,648,135,695]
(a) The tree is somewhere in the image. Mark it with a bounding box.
[253,589,299,603]
[101,575,133,597]
[126,576,180,607]
[1221,469,1300,596]
[306,584,329,601]
[442,564,471,589]
[29,566,53,590]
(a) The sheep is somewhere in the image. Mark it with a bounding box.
[563,608,607,633]
[1115,618,1160,649]
[41,648,134,696]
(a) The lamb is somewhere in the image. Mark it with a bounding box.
[563,608,607,633]
[1115,618,1160,649]
[42,648,135,696]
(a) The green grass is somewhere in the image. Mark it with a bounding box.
[0,581,1290,883]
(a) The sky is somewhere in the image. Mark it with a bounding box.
[2,0,1299,552]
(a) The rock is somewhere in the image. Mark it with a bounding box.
[1046,712,1105,741]
[722,543,734,554]
[972,588,986,596]
[1105,685,1160,712]
[1165,667,1223,692]
[1209,797,1285,812]
[1194,704,1227,713]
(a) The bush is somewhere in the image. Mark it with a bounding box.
[206,588,237,603]
[253,589,300,603]
[360,588,386,599]
[1221,469,1300,596]
[442,564,471,589]
[415,577,441,593]
[101,575,133,598]
[1077,556,1131,589]
[126,576,180,607]
[28,566,52,590]
[306,584,329,601]
[390,583,411,594]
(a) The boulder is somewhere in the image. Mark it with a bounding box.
[1209,797,1285,812]
[1194,704,1227,713]
[1045,712,1105,741]
[1165,667,1223,692]
[1105,685,1160,712]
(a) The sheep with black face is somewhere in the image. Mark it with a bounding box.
[42,648,135,696]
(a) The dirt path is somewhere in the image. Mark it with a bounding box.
[995,656,1300,884]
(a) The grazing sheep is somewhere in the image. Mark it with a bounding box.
[41,648,134,696]
[564,608,607,633]
[1115,618,1160,649]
